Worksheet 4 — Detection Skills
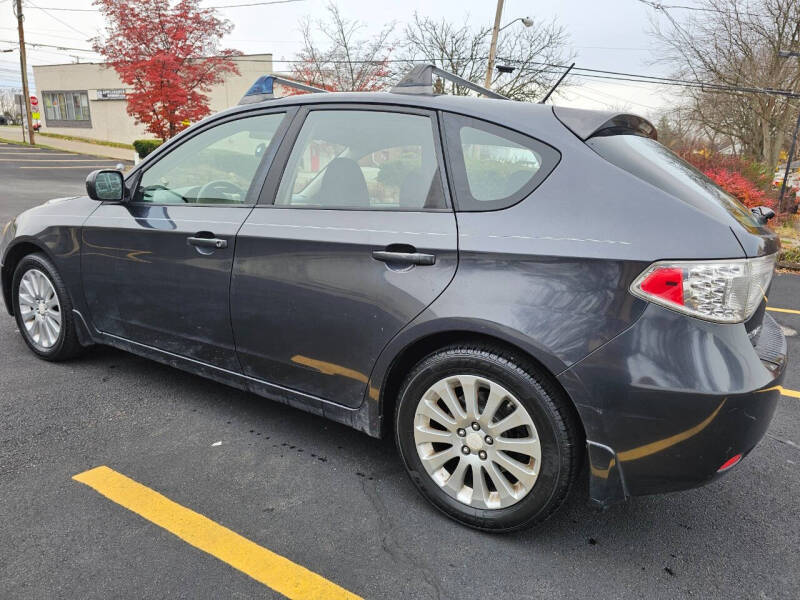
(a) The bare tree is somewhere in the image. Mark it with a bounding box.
[290,3,394,92]
[399,13,574,102]
[0,89,21,121]
[647,0,800,170]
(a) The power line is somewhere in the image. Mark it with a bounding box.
[0,39,99,54]
[232,56,800,98]
[636,0,770,19]
[26,0,93,38]
[28,0,308,11]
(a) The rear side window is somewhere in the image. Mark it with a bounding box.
[274,109,447,210]
[443,114,560,211]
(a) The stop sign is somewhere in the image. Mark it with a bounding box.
[30,95,38,107]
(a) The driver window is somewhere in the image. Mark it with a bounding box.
[135,112,286,205]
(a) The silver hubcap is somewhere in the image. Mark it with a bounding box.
[18,269,61,349]
[413,374,541,509]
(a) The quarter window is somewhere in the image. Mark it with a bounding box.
[444,114,560,211]
[134,113,286,205]
[275,110,446,210]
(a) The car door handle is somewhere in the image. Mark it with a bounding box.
[372,250,436,266]
[187,236,228,249]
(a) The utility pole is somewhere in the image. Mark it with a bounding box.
[14,0,35,145]
[777,49,800,215]
[484,0,505,89]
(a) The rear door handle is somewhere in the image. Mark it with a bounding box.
[187,236,228,249]
[372,250,436,266]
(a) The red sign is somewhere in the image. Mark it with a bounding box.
[30,95,38,107]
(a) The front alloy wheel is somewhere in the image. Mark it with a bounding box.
[17,268,62,350]
[12,253,83,361]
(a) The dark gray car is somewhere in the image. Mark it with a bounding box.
[0,80,787,531]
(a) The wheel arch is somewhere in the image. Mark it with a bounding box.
[1,239,50,316]
[373,324,586,447]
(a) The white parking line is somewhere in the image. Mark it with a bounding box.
[0,152,77,156]
[0,158,118,162]
[19,165,121,169]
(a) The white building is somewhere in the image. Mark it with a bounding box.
[32,54,272,144]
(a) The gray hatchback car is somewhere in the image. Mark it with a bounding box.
[0,70,787,531]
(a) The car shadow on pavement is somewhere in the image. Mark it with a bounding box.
[72,343,796,595]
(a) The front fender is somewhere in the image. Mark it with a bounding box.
[1,196,99,317]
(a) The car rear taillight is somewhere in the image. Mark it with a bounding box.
[630,254,776,323]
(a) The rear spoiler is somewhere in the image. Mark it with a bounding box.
[553,106,657,141]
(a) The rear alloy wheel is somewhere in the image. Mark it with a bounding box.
[12,253,83,361]
[414,374,541,510]
[395,345,581,532]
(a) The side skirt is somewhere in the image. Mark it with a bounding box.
[75,310,380,437]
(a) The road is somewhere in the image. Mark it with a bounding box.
[1,141,798,599]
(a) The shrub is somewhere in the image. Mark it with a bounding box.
[780,245,800,264]
[133,139,163,159]
[702,167,775,209]
[377,156,422,189]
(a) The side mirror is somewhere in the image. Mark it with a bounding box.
[86,169,124,201]
[750,205,775,224]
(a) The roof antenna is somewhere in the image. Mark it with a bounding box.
[539,62,575,104]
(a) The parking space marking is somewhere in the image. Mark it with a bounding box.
[767,307,800,315]
[20,165,121,169]
[0,158,119,162]
[0,152,77,156]
[781,387,800,399]
[73,466,362,600]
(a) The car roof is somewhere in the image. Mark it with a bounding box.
[212,91,655,142]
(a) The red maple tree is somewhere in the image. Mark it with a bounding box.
[92,0,240,140]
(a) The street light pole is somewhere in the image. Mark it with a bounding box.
[485,0,505,89]
[777,49,800,214]
[14,0,35,145]
[777,111,800,215]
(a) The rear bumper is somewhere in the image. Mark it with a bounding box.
[559,305,786,507]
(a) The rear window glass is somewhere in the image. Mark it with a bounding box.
[443,114,560,211]
[587,134,761,228]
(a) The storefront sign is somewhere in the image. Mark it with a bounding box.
[96,89,126,100]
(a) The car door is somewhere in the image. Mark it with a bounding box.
[81,109,292,371]
[231,105,458,407]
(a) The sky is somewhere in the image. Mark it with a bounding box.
[0,0,688,118]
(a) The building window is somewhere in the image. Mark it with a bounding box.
[42,91,91,127]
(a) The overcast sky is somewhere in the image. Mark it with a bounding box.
[0,0,686,117]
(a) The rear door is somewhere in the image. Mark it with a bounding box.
[231,105,458,407]
[81,109,291,370]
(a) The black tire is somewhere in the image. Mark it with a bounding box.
[12,253,83,361]
[394,344,582,532]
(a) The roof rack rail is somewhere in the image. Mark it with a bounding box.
[391,64,508,100]
[239,75,327,105]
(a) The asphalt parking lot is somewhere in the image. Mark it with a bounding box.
[0,140,798,599]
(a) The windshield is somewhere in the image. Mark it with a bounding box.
[587,134,762,230]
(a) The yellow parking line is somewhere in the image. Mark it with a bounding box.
[781,387,800,399]
[73,466,362,600]
[767,307,800,315]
